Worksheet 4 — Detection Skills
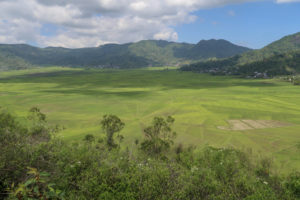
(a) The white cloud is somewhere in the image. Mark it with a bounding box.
[38,34,106,49]
[0,18,41,44]
[0,0,294,48]
[154,30,178,41]
[276,0,300,3]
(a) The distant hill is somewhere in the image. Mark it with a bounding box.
[175,39,250,60]
[0,39,251,70]
[0,49,32,70]
[238,32,300,64]
[182,32,300,76]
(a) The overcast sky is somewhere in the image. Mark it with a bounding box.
[0,0,299,48]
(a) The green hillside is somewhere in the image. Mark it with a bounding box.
[239,32,300,64]
[237,51,300,76]
[0,51,32,71]
[178,39,250,60]
[0,39,251,70]
[182,32,300,76]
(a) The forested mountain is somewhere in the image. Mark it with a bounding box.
[176,39,250,60]
[182,32,300,76]
[0,39,251,70]
[238,32,300,64]
[0,51,32,70]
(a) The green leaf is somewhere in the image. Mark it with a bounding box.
[24,179,35,187]
[40,172,50,177]
[33,186,39,193]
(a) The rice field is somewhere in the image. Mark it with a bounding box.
[0,67,299,173]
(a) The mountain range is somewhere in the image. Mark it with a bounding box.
[182,32,300,76]
[0,39,251,70]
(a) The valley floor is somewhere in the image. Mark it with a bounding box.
[0,67,299,173]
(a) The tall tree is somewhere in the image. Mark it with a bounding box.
[100,115,125,149]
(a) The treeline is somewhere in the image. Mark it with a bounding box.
[280,75,300,86]
[181,51,300,77]
[237,51,300,76]
[180,56,240,74]
[1,108,299,199]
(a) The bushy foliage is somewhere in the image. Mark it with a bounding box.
[0,108,58,199]
[293,77,300,85]
[285,172,300,198]
[9,167,64,200]
[0,110,299,199]
[84,134,95,143]
[140,116,176,156]
[279,75,300,86]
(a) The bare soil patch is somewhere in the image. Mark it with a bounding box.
[218,119,291,131]
[242,120,266,129]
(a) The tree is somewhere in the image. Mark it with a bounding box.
[28,107,46,122]
[84,134,95,143]
[27,107,49,138]
[140,116,176,156]
[100,115,125,149]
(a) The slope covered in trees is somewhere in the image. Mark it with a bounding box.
[0,51,32,70]
[181,32,300,76]
[0,39,251,70]
[182,51,300,76]
[176,39,250,60]
[239,32,300,65]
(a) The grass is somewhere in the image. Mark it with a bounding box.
[0,67,299,173]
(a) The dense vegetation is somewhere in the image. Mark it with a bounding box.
[0,52,32,70]
[175,39,250,60]
[1,108,299,199]
[181,32,300,76]
[237,51,300,76]
[238,32,300,65]
[180,55,240,74]
[181,51,300,76]
[0,39,250,70]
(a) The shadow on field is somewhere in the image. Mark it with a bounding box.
[0,71,84,79]
[42,89,150,97]
[0,70,279,96]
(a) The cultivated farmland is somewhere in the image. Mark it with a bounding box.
[0,67,299,173]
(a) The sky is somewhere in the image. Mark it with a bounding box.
[0,0,299,49]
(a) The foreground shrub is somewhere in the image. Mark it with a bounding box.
[285,172,300,198]
[0,110,299,199]
[10,167,64,200]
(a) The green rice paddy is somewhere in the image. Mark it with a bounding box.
[0,67,299,173]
